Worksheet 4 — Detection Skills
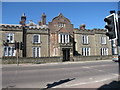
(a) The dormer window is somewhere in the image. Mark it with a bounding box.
[58,22,65,27]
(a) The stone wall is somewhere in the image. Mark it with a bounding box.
[2,55,112,64]
[2,57,62,64]
[73,55,112,61]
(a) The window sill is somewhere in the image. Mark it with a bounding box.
[7,42,14,44]
[101,44,107,45]
[82,43,89,45]
[32,42,41,45]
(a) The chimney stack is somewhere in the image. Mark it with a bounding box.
[80,24,86,30]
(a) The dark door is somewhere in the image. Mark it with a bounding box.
[63,49,70,61]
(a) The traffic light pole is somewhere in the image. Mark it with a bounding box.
[118,13,120,81]
[16,48,19,66]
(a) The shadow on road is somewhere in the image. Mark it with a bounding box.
[44,78,75,89]
[97,80,120,90]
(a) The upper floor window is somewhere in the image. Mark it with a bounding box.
[6,33,14,43]
[58,22,65,27]
[33,34,40,43]
[4,46,15,56]
[101,36,106,44]
[82,35,89,45]
[58,34,70,43]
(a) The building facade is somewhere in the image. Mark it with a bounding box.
[0,13,112,61]
[48,13,74,61]
[74,27,112,56]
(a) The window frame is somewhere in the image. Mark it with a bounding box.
[32,34,40,44]
[58,33,70,43]
[82,48,90,56]
[101,36,107,45]
[82,35,89,45]
[32,47,41,58]
[4,46,15,56]
[101,48,108,55]
[6,33,14,43]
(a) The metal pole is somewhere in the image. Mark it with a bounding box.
[17,49,19,66]
[117,12,120,81]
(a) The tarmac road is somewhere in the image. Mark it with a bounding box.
[2,60,119,89]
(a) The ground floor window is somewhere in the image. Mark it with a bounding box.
[32,47,41,57]
[4,46,15,56]
[53,48,57,56]
[82,48,90,56]
[101,48,108,55]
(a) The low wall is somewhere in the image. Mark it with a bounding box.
[2,55,112,64]
[73,55,112,61]
[2,57,62,64]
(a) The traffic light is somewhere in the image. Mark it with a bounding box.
[14,41,17,50]
[104,13,117,39]
[14,41,19,50]
[20,42,24,50]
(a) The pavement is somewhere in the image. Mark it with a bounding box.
[2,60,112,67]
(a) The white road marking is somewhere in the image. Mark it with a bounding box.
[54,76,118,88]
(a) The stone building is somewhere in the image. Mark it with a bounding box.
[0,13,49,58]
[0,13,112,60]
[48,13,74,61]
[74,25,112,56]
[0,24,23,57]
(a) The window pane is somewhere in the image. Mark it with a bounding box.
[33,47,35,57]
[8,47,11,56]
[37,47,39,57]
[12,47,15,56]
[33,35,40,43]
[6,33,14,43]
[4,47,7,56]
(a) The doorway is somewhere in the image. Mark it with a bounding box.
[62,48,70,61]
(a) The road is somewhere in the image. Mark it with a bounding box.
[2,60,119,89]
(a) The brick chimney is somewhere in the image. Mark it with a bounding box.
[19,13,26,26]
[80,24,86,30]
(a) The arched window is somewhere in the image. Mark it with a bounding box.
[6,33,14,43]
[33,34,40,43]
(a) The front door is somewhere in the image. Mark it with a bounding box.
[63,49,70,61]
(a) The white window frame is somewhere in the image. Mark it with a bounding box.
[58,34,70,43]
[4,46,15,56]
[82,48,90,56]
[53,48,57,56]
[6,33,14,43]
[82,35,89,44]
[33,34,40,44]
[101,48,108,55]
[101,36,106,45]
[58,22,65,27]
[32,47,41,57]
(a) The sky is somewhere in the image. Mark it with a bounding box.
[2,2,119,29]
